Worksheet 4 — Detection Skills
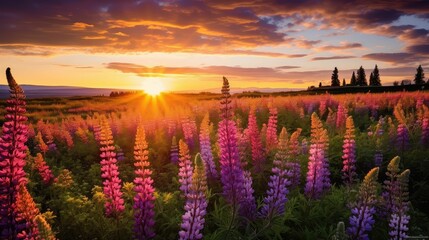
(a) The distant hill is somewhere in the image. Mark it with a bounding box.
[0,85,134,98]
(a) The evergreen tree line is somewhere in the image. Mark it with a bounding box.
[328,65,426,87]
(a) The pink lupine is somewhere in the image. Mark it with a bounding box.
[133,125,155,239]
[99,117,125,218]
[0,68,34,239]
[421,118,429,146]
[178,140,193,197]
[33,153,55,185]
[336,104,347,128]
[179,154,208,240]
[170,136,179,164]
[182,118,197,150]
[247,107,265,172]
[217,77,247,212]
[305,113,331,199]
[266,106,278,152]
[342,116,357,185]
[199,113,217,179]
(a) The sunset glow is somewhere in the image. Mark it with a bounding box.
[141,78,166,96]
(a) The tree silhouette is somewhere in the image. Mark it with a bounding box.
[342,78,346,86]
[350,71,357,86]
[356,66,367,86]
[331,67,340,86]
[319,82,322,87]
[414,65,425,85]
[370,65,381,86]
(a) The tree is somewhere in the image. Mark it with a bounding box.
[319,82,322,87]
[342,78,346,86]
[331,67,340,86]
[350,71,357,86]
[414,65,425,85]
[356,66,367,86]
[370,65,381,86]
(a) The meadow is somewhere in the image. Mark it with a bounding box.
[1,71,429,240]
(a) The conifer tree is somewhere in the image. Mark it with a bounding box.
[350,71,357,86]
[371,65,381,86]
[356,66,367,86]
[414,65,425,85]
[342,78,346,86]
[331,67,340,86]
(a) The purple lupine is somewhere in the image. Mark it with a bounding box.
[266,106,278,152]
[342,116,357,185]
[0,68,33,239]
[182,118,197,150]
[199,113,218,179]
[388,169,411,240]
[396,123,409,153]
[217,77,247,211]
[287,128,302,188]
[179,154,208,240]
[247,107,265,172]
[381,156,401,217]
[99,117,125,218]
[421,118,429,146]
[260,128,292,219]
[305,113,331,199]
[178,140,193,197]
[239,170,257,220]
[374,151,383,167]
[171,136,179,164]
[133,125,155,239]
[347,167,379,240]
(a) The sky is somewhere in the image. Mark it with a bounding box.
[0,0,428,92]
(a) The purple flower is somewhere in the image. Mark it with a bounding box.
[199,113,217,179]
[265,106,278,152]
[171,136,179,164]
[178,140,193,197]
[287,128,302,188]
[179,154,208,240]
[133,125,155,239]
[247,107,265,172]
[342,116,357,185]
[396,124,409,153]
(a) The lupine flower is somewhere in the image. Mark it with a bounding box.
[236,128,251,168]
[217,77,247,211]
[342,116,357,185]
[247,107,265,172]
[33,153,55,185]
[374,151,383,167]
[239,170,257,220]
[347,167,379,240]
[266,106,278,152]
[260,123,267,147]
[55,169,74,189]
[382,156,401,216]
[179,154,208,240]
[319,100,327,117]
[133,125,155,239]
[179,139,194,197]
[396,124,409,153]
[15,185,40,239]
[199,113,218,179]
[181,118,196,150]
[34,215,56,240]
[99,117,125,218]
[75,127,89,143]
[0,68,33,239]
[305,113,331,199]
[171,136,179,164]
[287,128,302,188]
[35,131,49,155]
[336,104,347,128]
[388,169,411,240]
[260,127,292,219]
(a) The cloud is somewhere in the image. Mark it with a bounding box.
[362,52,426,64]
[406,44,429,55]
[318,42,362,51]
[311,56,356,61]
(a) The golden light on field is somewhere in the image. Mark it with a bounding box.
[140,78,166,96]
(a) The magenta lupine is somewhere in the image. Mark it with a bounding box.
[199,113,217,179]
[347,168,379,240]
[287,128,302,188]
[260,128,292,219]
[99,117,125,218]
[388,169,411,240]
[179,154,208,240]
[266,106,278,152]
[342,116,357,185]
[336,104,347,128]
[421,118,429,146]
[170,136,179,164]
[217,77,247,211]
[305,113,331,199]
[33,153,55,185]
[0,68,34,239]
[179,140,193,197]
[182,118,196,150]
[247,107,265,172]
[133,125,155,239]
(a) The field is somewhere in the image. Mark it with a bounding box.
[2,75,429,240]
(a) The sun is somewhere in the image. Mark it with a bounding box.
[141,79,166,96]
